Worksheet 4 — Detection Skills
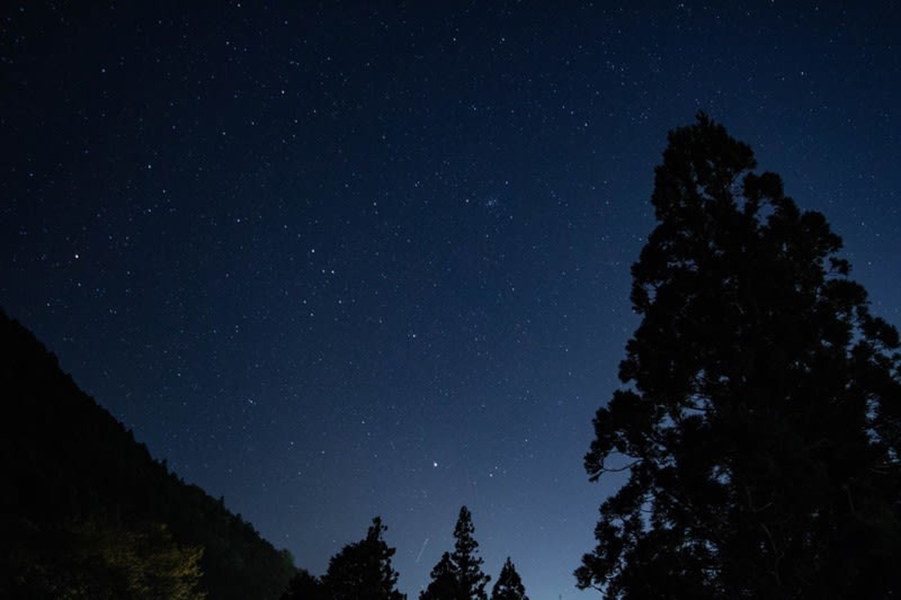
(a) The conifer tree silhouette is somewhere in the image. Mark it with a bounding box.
[490,557,529,600]
[577,114,901,598]
[321,517,404,600]
[421,506,490,600]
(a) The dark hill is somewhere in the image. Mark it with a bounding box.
[1,309,295,599]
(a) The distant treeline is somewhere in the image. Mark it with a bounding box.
[280,506,530,600]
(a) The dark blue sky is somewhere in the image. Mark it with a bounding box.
[2,2,899,598]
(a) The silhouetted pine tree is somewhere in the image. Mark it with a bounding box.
[321,517,404,600]
[451,506,490,600]
[420,507,490,600]
[576,114,901,598]
[490,557,529,600]
[419,552,461,600]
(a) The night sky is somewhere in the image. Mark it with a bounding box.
[2,2,900,598]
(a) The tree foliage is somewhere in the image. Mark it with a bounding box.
[0,309,296,599]
[420,552,462,600]
[320,517,404,600]
[2,519,205,599]
[576,114,901,598]
[280,569,326,600]
[452,507,490,600]
[490,557,529,600]
[421,506,490,600]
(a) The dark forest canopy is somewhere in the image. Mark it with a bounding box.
[577,114,901,598]
[0,309,295,599]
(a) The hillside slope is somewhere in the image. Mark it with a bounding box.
[1,309,295,599]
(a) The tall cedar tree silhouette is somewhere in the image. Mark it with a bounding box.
[576,114,901,598]
[421,506,491,600]
[320,517,404,600]
[490,557,530,600]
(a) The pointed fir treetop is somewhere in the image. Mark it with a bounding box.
[452,507,479,565]
[451,506,490,600]
[490,557,529,600]
[421,507,492,600]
